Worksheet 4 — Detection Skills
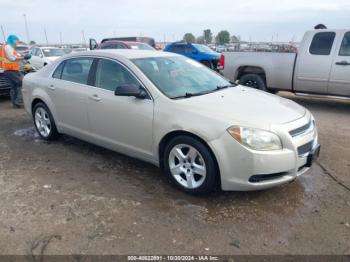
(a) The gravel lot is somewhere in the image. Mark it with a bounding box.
[0,92,349,255]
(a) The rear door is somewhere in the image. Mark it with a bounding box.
[86,58,154,160]
[294,31,336,94]
[49,57,94,137]
[328,31,350,96]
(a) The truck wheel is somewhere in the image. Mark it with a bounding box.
[240,74,267,91]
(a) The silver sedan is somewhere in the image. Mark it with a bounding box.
[22,50,320,194]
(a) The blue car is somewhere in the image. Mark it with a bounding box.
[164,42,224,71]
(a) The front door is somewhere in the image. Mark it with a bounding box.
[87,58,154,160]
[328,31,350,96]
[294,31,336,94]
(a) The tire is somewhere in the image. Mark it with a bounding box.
[32,102,59,141]
[201,60,212,69]
[240,73,267,91]
[163,136,219,195]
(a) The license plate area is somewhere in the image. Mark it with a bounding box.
[305,144,321,167]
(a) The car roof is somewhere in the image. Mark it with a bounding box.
[67,49,180,59]
[39,46,62,49]
[100,40,148,46]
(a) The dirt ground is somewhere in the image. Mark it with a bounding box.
[0,92,349,255]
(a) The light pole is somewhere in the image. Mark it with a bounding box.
[23,14,30,43]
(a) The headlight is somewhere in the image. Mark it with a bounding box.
[227,126,282,151]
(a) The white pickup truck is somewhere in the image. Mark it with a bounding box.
[222,29,350,97]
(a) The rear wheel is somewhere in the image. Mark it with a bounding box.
[240,73,267,91]
[33,102,59,141]
[163,136,219,195]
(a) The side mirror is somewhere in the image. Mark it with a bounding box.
[89,38,98,50]
[39,54,43,58]
[115,84,147,99]
[192,50,198,54]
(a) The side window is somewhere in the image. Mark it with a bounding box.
[176,45,186,52]
[31,48,38,56]
[95,59,140,91]
[309,32,336,55]
[101,43,127,49]
[185,45,195,53]
[339,32,350,56]
[52,62,65,79]
[61,58,93,85]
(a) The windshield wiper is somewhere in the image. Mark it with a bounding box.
[172,91,211,99]
[216,83,237,90]
[172,83,237,99]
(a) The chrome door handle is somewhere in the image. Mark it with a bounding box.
[89,94,101,102]
[335,61,350,66]
[48,85,55,90]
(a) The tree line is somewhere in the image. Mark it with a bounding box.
[183,29,239,45]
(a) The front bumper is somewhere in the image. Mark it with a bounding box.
[209,112,320,191]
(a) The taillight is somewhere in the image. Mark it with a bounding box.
[218,54,225,70]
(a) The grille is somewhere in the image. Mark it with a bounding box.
[297,140,314,156]
[289,121,312,137]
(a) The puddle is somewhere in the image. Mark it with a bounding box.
[14,127,40,140]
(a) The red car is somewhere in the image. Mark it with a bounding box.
[98,40,155,50]
[90,37,159,51]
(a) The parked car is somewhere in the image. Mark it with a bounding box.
[29,47,66,70]
[97,40,154,50]
[15,44,30,56]
[164,42,224,71]
[90,36,160,50]
[22,49,320,194]
[0,70,12,96]
[222,28,350,97]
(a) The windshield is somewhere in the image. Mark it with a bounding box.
[192,44,217,54]
[132,56,231,98]
[129,43,154,50]
[42,48,66,57]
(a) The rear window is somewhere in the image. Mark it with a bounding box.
[309,32,336,55]
[339,32,350,56]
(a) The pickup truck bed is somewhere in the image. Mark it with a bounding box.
[222,52,296,90]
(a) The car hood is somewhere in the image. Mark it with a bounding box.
[175,86,306,130]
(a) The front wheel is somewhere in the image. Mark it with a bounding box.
[239,74,267,91]
[163,136,219,195]
[33,102,59,141]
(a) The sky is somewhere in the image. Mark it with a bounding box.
[1,0,350,44]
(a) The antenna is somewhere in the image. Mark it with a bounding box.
[44,28,49,45]
[23,14,30,43]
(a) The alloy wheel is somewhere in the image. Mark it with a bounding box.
[168,144,207,189]
[34,107,52,138]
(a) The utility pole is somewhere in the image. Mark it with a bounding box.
[23,14,30,43]
[59,32,63,46]
[44,28,49,45]
[1,25,6,42]
[82,30,86,47]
